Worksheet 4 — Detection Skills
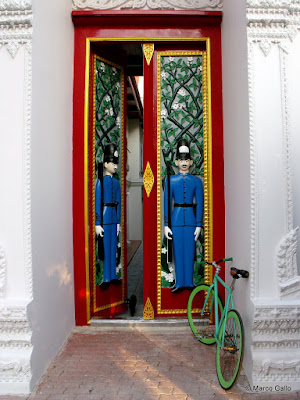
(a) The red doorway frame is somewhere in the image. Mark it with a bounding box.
[72,10,224,325]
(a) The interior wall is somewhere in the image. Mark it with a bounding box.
[127,118,143,241]
[221,0,253,381]
[28,0,75,389]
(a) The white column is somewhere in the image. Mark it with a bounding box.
[0,1,34,394]
[246,0,300,389]
[0,0,75,395]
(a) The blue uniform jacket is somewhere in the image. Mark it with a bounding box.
[164,173,203,228]
[95,175,121,226]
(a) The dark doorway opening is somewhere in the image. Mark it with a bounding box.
[90,42,144,319]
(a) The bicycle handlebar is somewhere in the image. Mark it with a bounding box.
[199,257,233,266]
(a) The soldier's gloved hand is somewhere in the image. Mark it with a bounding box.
[164,226,173,239]
[117,224,121,236]
[194,227,201,241]
[95,225,104,237]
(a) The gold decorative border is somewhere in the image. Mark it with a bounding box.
[143,161,155,197]
[156,49,213,315]
[143,43,154,65]
[84,39,91,323]
[84,37,212,321]
[143,297,154,319]
[91,54,126,313]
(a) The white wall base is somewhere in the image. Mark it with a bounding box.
[250,300,300,391]
[0,303,32,395]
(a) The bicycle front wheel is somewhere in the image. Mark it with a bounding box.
[216,309,244,390]
[187,284,224,345]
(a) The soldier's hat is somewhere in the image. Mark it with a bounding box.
[104,143,119,164]
[176,138,191,160]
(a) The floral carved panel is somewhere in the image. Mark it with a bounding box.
[72,0,223,10]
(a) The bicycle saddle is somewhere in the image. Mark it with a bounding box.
[230,267,249,279]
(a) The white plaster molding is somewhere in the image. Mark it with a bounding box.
[260,359,300,375]
[0,252,6,300]
[0,361,31,383]
[248,41,259,300]
[0,0,32,58]
[24,40,33,300]
[0,1,33,299]
[0,0,32,11]
[247,3,300,302]
[0,305,32,383]
[247,0,299,10]
[252,304,300,350]
[277,229,298,280]
[72,0,223,10]
[0,1,33,393]
[281,41,295,232]
[0,246,6,299]
[276,228,300,298]
[6,40,20,57]
[247,1,300,57]
[253,358,300,383]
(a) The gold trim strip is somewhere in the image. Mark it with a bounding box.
[88,37,209,42]
[91,54,126,314]
[84,39,91,324]
[157,53,162,314]
[83,37,213,321]
[143,43,154,65]
[203,51,211,285]
[205,39,213,284]
[92,56,97,312]
[156,49,213,315]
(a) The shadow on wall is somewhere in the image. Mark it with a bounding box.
[27,257,75,390]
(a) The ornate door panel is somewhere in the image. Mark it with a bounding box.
[88,48,127,318]
[72,12,224,325]
[143,43,214,317]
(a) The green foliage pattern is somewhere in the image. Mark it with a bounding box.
[160,54,205,288]
[94,58,123,284]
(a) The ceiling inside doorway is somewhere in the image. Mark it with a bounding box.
[91,41,143,120]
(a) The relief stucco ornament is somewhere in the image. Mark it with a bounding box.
[0,0,32,10]
[0,245,6,299]
[0,0,33,57]
[72,0,223,10]
[276,228,300,299]
[0,0,33,394]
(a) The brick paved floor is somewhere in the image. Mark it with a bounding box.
[1,326,299,400]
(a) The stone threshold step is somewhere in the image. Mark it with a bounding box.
[73,318,192,332]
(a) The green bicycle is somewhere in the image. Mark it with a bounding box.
[187,258,249,390]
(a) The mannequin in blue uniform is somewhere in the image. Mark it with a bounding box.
[95,143,121,289]
[164,139,204,293]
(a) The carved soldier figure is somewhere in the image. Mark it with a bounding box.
[95,143,121,289]
[164,138,204,293]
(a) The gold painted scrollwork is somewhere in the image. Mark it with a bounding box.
[143,297,154,319]
[143,43,154,65]
[143,161,154,197]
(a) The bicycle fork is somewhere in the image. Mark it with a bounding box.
[219,278,239,353]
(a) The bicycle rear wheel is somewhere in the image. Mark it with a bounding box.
[216,309,244,390]
[187,284,224,345]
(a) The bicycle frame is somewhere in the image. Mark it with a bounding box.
[201,269,235,348]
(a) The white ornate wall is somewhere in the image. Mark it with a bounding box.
[224,0,300,390]
[1,0,300,395]
[0,0,34,393]
[247,0,300,389]
[0,0,75,394]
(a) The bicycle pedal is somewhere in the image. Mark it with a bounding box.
[201,311,210,317]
